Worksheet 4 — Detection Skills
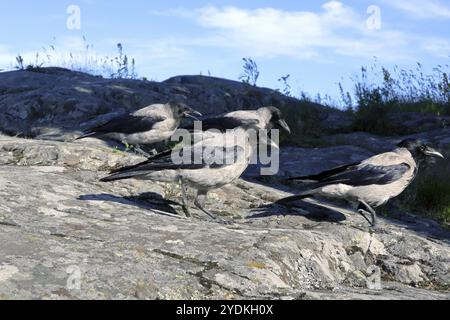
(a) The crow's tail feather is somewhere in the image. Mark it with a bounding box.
[100,171,145,182]
[286,175,319,182]
[108,149,172,174]
[75,131,97,140]
[286,163,359,182]
[275,193,313,205]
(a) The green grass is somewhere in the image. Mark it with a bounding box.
[336,62,450,135]
[13,37,138,80]
[274,59,450,144]
[277,100,337,147]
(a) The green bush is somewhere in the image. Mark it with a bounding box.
[340,62,450,135]
[351,85,403,135]
[277,100,333,147]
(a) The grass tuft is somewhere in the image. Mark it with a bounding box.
[339,61,450,135]
[13,37,138,79]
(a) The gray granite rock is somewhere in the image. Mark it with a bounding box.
[388,111,450,134]
[0,68,449,300]
[323,128,450,154]
[0,136,449,300]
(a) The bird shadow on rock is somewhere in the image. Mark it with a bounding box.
[87,138,162,157]
[251,197,450,242]
[244,161,450,240]
[249,200,347,223]
[77,192,181,216]
[378,206,450,242]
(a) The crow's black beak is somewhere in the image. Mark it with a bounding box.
[277,119,291,134]
[424,147,444,159]
[184,109,202,121]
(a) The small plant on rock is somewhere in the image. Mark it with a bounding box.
[239,57,260,86]
[278,74,292,96]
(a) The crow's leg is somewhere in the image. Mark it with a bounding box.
[177,177,191,217]
[194,191,214,220]
[357,208,373,226]
[133,145,152,158]
[194,191,231,224]
[357,200,377,227]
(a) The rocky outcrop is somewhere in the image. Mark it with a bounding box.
[0,68,350,142]
[0,69,449,300]
[323,128,450,154]
[0,135,448,299]
[388,111,449,134]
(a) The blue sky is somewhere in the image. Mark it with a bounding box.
[1,0,449,103]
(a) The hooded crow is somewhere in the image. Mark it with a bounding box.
[76,101,201,155]
[276,139,444,227]
[100,124,261,222]
[184,106,291,133]
[147,107,290,162]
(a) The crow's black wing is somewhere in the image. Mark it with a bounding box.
[287,162,361,181]
[182,116,258,132]
[83,114,166,135]
[308,163,411,187]
[102,145,245,182]
[108,149,173,174]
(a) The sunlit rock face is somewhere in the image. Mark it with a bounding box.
[0,68,449,300]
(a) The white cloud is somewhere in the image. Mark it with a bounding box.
[383,0,450,19]
[130,38,189,61]
[422,38,450,58]
[181,2,414,60]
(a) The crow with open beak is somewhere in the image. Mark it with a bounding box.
[276,139,445,227]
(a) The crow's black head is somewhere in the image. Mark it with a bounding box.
[265,106,291,134]
[169,102,202,120]
[397,139,444,162]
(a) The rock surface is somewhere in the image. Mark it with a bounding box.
[0,136,449,300]
[0,69,449,300]
[323,128,450,154]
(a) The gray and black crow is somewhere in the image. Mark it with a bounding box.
[184,106,291,133]
[77,101,201,155]
[100,124,260,222]
[147,106,291,162]
[276,139,444,227]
